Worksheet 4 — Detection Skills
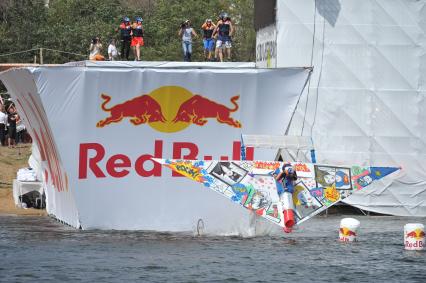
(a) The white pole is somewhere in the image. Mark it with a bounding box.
[40,48,43,65]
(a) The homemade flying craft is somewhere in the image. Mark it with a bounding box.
[153,158,400,233]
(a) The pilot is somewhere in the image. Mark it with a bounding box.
[274,163,298,193]
[273,163,298,233]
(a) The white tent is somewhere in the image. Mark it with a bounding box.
[256,0,426,216]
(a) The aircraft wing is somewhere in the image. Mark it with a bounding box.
[153,159,400,228]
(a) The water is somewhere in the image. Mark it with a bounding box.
[0,215,425,282]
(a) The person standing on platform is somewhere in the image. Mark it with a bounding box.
[201,19,216,61]
[119,17,132,60]
[213,12,234,62]
[131,16,145,61]
[89,37,105,61]
[108,39,119,61]
[178,20,198,62]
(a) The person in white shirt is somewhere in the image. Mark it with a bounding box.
[0,104,7,146]
[108,39,119,61]
[178,20,198,62]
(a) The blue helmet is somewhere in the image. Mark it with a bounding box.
[135,16,143,23]
[220,12,229,20]
[123,16,130,23]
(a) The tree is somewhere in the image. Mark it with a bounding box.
[0,0,255,63]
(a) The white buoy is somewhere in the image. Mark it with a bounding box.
[339,218,360,242]
[404,223,424,251]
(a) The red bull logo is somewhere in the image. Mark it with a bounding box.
[339,227,357,237]
[405,228,425,250]
[339,227,357,242]
[96,94,166,127]
[96,86,242,132]
[405,229,425,240]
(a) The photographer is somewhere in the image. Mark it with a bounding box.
[201,19,216,61]
[89,37,105,61]
[178,19,198,62]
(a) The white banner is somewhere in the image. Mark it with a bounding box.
[256,24,277,68]
[0,64,309,233]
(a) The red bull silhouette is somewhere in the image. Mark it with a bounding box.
[172,95,242,128]
[406,231,417,238]
[97,94,166,128]
[340,228,356,237]
[406,230,425,239]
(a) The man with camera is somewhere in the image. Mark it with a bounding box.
[201,19,216,61]
[178,19,198,62]
[89,37,105,61]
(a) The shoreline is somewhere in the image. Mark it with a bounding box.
[0,188,47,216]
[0,144,46,216]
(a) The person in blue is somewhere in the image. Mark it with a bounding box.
[213,12,234,62]
[201,19,216,61]
[273,163,298,233]
[274,163,298,194]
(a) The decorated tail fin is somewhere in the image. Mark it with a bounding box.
[153,159,400,231]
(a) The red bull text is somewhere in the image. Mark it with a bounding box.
[339,228,357,242]
[405,230,425,250]
[78,141,253,179]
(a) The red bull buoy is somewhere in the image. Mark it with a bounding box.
[281,191,295,232]
[404,223,424,251]
[339,218,360,242]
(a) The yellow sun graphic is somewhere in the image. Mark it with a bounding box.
[148,86,193,133]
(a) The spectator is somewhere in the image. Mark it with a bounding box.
[89,37,105,61]
[201,19,216,61]
[131,16,145,61]
[119,16,132,60]
[16,117,26,144]
[213,12,234,62]
[7,104,18,148]
[178,19,198,62]
[0,103,6,146]
[108,39,119,61]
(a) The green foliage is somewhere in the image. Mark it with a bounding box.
[0,0,255,63]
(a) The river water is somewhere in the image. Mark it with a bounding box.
[0,215,425,282]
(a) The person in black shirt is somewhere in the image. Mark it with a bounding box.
[119,17,132,60]
[7,104,18,148]
[201,19,216,61]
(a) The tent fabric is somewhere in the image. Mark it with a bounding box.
[0,64,310,232]
[272,0,426,216]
